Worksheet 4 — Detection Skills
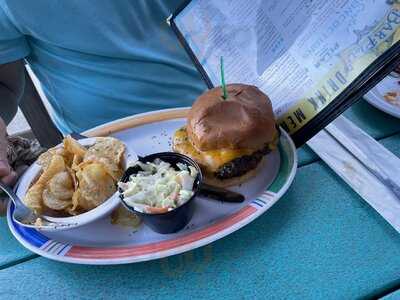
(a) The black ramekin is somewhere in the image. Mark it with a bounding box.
[119,152,202,234]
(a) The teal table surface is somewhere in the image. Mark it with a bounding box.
[1,99,400,300]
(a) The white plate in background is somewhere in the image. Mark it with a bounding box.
[364,74,400,119]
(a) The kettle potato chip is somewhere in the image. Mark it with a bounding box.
[82,156,123,181]
[84,137,125,166]
[42,187,71,211]
[37,155,66,185]
[67,166,78,190]
[111,205,142,229]
[64,136,87,159]
[71,154,83,172]
[24,183,46,214]
[83,137,125,180]
[48,171,74,200]
[38,147,73,169]
[76,163,116,210]
[69,188,82,215]
[37,150,54,170]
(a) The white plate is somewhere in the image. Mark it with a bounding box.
[7,108,297,265]
[364,74,400,119]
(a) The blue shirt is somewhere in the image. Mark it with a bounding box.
[0,0,206,133]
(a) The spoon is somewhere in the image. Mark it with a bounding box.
[0,181,77,230]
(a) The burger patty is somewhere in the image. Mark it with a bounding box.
[214,145,271,180]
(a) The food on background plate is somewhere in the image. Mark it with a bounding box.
[172,84,278,187]
[24,136,125,216]
[118,159,198,214]
[384,91,400,107]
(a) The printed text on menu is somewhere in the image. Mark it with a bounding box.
[176,0,400,134]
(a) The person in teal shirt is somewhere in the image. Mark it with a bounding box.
[0,0,206,186]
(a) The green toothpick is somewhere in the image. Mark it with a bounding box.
[220,56,228,100]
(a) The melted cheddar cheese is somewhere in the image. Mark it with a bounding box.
[172,128,256,172]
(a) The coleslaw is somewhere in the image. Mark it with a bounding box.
[118,159,198,214]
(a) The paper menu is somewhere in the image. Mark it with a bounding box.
[170,0,400,146]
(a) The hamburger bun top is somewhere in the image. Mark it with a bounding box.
[187,84,277,151]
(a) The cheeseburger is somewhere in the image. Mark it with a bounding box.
[172,84,279,187]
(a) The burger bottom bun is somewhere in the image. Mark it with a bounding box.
[203,156,267,188]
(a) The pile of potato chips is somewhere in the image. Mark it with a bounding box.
[24,136,125,216]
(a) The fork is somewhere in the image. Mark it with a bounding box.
[0,181,77,230]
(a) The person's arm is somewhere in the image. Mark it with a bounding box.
[0,60,25,185]
[0,60,25,124]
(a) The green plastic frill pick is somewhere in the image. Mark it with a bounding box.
[220,56,228,100]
